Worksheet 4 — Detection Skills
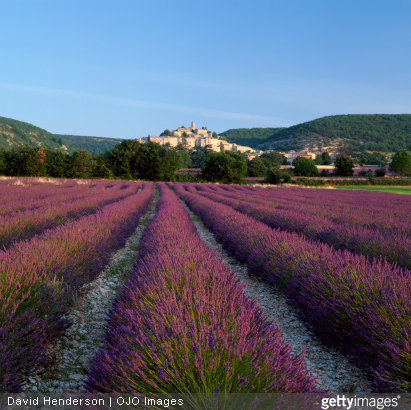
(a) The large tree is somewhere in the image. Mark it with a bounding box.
[70,149,95,179]
[202,151,247,183]
[293,156,319,177]
[259,151,286,169]
[248,156,267,177]
[190,147,207,168]
[105,140,142,179]
[0,148,6,175]
[105,140,181,181]
[175,144,192,169]
[46,149,69,178]
[321,152,332,165]
[334,155,354,176]
[390,150,411,177]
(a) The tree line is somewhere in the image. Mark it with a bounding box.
[1,142,410,183]
[0,142,187,181]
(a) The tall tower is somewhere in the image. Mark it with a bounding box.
[191,121,195,130]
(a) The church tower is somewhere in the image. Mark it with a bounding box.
[191,121,195,130]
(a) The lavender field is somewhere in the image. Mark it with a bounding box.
[1,177,410,395]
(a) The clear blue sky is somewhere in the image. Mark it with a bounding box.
[1,0,410,139]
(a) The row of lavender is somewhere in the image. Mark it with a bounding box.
[190,184,411,270]
[173,183,411,392]
[86,183,322,395]
[214,184,411,237]
[0,179,119,216]
[0,181,141,249]
[0,182,153,392]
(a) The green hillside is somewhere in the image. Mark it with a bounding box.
[0,116,75,153]
[257,114,411,152]
[0,116,122,154]
[219,127,285,148]
[55,134,123,154]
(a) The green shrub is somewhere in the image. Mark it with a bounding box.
[265,168,292,184]
[375,168,386,177]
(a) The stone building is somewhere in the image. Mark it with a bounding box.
[135,121,255,154]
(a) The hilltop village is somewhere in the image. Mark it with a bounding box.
[135,121,257,154]
[135,121,327,164]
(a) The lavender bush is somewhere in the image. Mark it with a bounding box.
[86,183,321,395]
[173,183,411,392]
[190,186,411,270]
[0,182,142,249]
[0,182,153,392]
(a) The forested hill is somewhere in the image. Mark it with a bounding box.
[256,114,411,153]
[0,116,122,154]
[0,116,75,152]
[55,134,123,154]
[219,127,285,148]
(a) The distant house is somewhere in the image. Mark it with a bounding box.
[284,151,316,164]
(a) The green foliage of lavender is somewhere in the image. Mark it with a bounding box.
[86,183,321,394]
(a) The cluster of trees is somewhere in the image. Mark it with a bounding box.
[247,151,287,177]
[2,140,411,184]
[0,142,191,181]
[355,151,387,166]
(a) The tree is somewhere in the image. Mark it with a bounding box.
[321,152,332,165]
[293,156,319,177]
[92,154,113,179]
[190,147,207,168]
[23,147,47,176]
[375,168,386,177]
[46,149,69,178]
[314,152,331,166]
[105,140,142,179]
[160,129,171,136]
[0,148,6,175]
[248,156,267,177]
[334,155,354,176]
[70,149,95,179]
[389,150,411,177]
[181,132,189,151]
[338,145,353,157]
[265,166,292,184]
[314,155,323,165]
[259,151,286,170]
[201,151,247,183]
[175,144,192,169]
